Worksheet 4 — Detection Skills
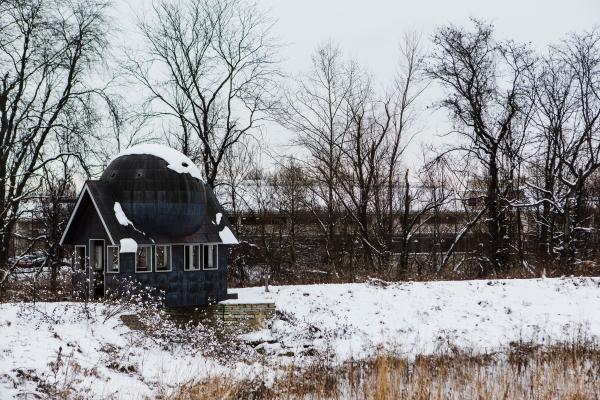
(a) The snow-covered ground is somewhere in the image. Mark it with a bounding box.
[227,277,600,360]
[1,277,600,399]
[0,303,255,399]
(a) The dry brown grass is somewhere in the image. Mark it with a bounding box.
[0,270,73,302]
[167,340,600,400]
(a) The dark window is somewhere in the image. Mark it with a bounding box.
[155,245,171,272]
[136,246,152,272]
[106,246,119,273]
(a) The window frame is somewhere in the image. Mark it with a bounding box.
[74,245,86,271]
[106,245,120,273]
[89,239,105,272]
[135,245,153,273]
[155,244,172,272]
[203,244,219,270]
[184,244,201,271]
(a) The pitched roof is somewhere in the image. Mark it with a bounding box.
[60,180,238,246]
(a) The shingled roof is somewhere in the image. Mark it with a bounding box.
[59,180,238,246]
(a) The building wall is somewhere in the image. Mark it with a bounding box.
[67,194,112,299]
[104,244,228,307]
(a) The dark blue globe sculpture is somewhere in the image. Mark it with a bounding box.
[101,150,207,237]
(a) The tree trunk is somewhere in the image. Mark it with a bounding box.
[486,155,504,274]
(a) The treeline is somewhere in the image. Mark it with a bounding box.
[0,0,599,288]
[221,20,600,283]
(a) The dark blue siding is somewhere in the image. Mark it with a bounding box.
[103,244,228,307]
[67,193,112,299]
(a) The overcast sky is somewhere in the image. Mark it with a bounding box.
[112,0,600,166]
[259,0,599,77]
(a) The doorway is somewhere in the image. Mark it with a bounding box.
[89,239,105,299]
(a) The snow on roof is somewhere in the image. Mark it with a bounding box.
[112,201,156,244]
[214,212,238,244]
[113,202,132,226]
[120,238,138,253]
[219,226,238,244]
[109,144,202,180]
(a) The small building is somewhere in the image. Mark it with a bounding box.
[59,144,239,307]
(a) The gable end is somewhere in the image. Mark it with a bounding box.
[59,184,116,246]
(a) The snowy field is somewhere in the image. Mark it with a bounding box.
[229,277,600,361]
[0,303,257,399]
[1,277,600,399]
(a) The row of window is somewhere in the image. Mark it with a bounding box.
[73,244,219,273]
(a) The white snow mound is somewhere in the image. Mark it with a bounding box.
[120,238,138,253]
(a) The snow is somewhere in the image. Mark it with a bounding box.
[0,303,255,399]
[113,202,132,226]
[109,144,202,180]
[119,238,137,253]
[114,202,153,243]
[215,212,238,244]
[3,277,600,398]
[219,226,239,244]
[225,277,600,361]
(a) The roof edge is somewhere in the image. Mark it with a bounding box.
[59,182,116,246]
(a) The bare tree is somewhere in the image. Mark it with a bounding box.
[416,155,456,272]
[333,75,394,269]
[279,43,356,268]
[127,0,280,188]
[427,20,535,274]
[525,30,600,269]
[0,0,108,279]
[553,30,600,265]
[271,158,308,268]
[219,138,260,231]
[528,46,576,263]
[372,32,428,271]
[38,162,76,293]
[243,165,282,281]
[280,37,428,274]
[100,96,155,160]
